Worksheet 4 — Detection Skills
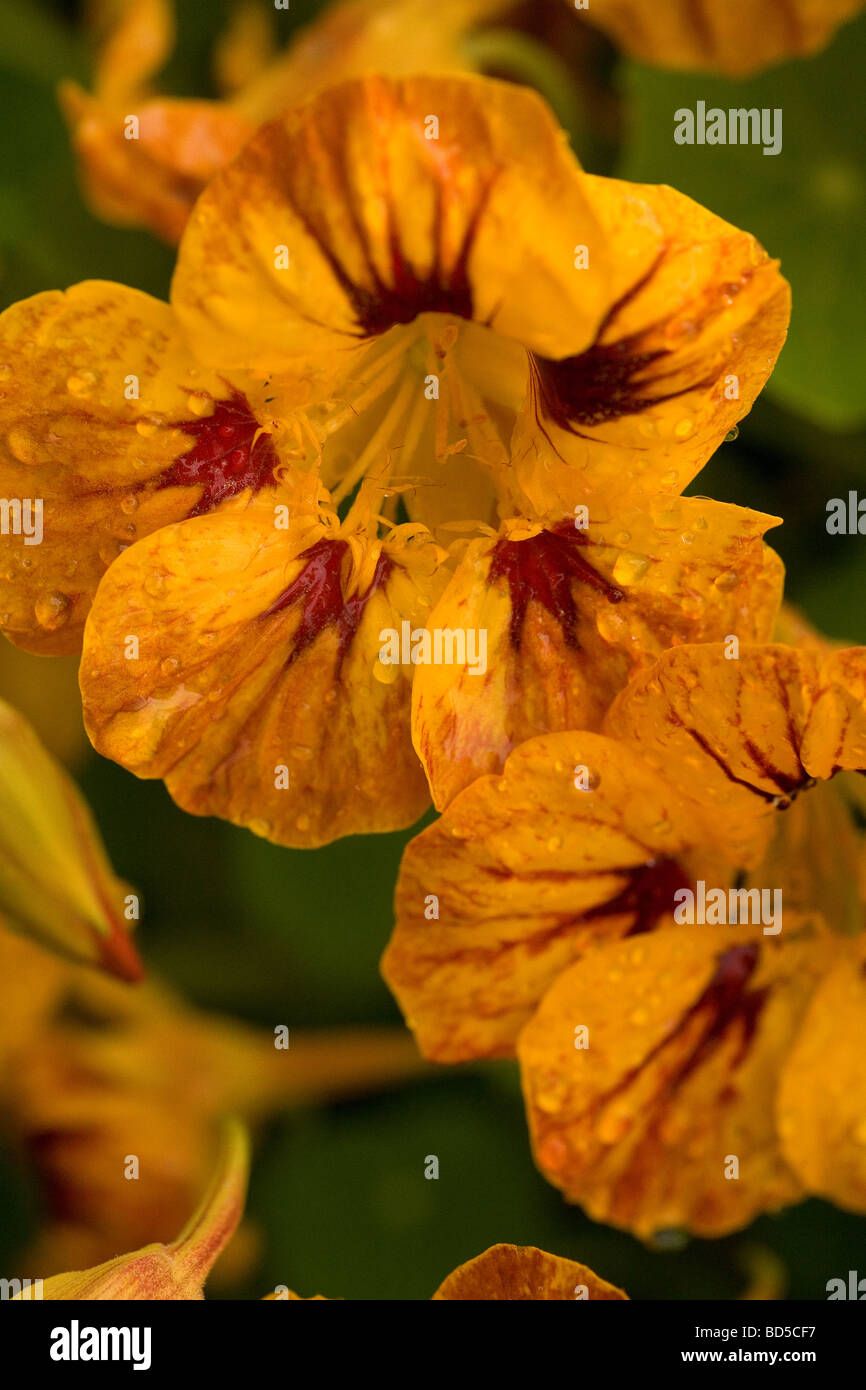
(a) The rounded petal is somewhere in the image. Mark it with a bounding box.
[580,0,866,76]
[0,282,273,653]
[80,496,439,846]
[777,941,866,1213]
[383,731,696,1061]
[171,74,660,372]
[519,928,812,1238]
[433,1243,627,1300]
[414,500,782,809]
[605,643,866,864]
[510,180,790,512]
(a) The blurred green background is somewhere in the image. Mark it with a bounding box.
[0,0,865,1300]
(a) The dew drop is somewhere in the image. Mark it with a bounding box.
[120,493,139,515]
[724,425,739,442]
[7,429,39,464]
[34,591,70,631]
[248,818,272,839]
[295,813,312,833]
[159,656,180,679]
[714,570,741,592]
[674,418,694,440]
[186,393,211,417]
[374,659,399,685]
[612,551,649,587]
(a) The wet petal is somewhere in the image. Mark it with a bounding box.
[433,1243,627,1299]
[0,282,279,653]
[80,495,442,845]
[510,180,790,513]
[519,928,811,1237]
[172,74,659,373]
[580,0,866,76]
[383,731,696,1060]
[604,643,866,865]
[777,941,866,1213]
[414,500,782,809]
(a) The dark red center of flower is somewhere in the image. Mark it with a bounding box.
[582,859,692,937]
[160,393,277,517]
[298,175,496,338]
[263,537,392,672]
[488,522,623,650]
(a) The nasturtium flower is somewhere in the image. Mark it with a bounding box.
[384,640,866,1235]
[572,0,866,76]
[172,74,789,525]
[0,696,141,979]
[13,1119,250,1300]
[0,280,445,844]
[265,1243,627,1300]
[4,964,427,1280]
[60,0,512,243]
[2,74,789,846]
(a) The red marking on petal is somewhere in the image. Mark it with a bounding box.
[583,859,691,938]
[488,522,623,651]
[161,393,277,516]
[264,537,392,671]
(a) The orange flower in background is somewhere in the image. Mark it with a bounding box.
[384,640,866,1235]
[2,962,428,1283]
[265,1242,628,1300]
[60,0,512,243]
[13,1119,249,1300]
[573,0,866,76]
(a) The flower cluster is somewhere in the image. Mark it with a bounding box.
[2,0,866,1296]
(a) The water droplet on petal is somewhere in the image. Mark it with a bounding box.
[295,814,311,833]
[714,570,740,592]
[612,551,649,587]
[674,418,694,440]
[34,591,71,630]
[159,656,180,679]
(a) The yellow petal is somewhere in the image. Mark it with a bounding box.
[0,282,268,653]
[172,74,647,373]
[414,500,782,808]
[433,1243,627,1299]
[519,927,812,1237]
[510,179,790,513]
[579,0,866,76]
[383,730,696,1061]
[80,494,442,845]
[777,940,866,1213]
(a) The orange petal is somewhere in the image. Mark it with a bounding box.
[383,730,697,1061]
[519,927,812,1238]
[579,0,866,76]
[0,282,279,653]
[604,643,866,865]
[777,939,866,1213]
[80,495,442,846]
[172,74,658,373]
[414,500,782,809]
[509,180,789,515]
[433,1243,627,1299]
[59,84,252,244]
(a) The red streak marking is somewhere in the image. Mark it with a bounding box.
[488,522,623,651]
[161,393,277,516]
[264,538,392,672]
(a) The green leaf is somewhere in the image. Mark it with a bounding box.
[616,15,866,430]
